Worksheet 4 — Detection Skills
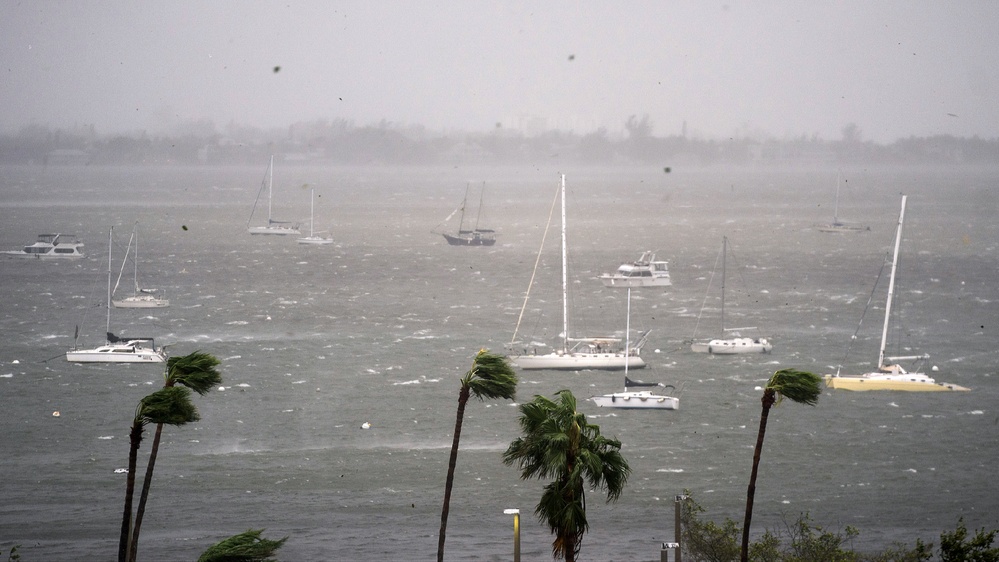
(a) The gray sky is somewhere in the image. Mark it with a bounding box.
[3,1,998,143]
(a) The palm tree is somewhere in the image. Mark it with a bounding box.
[128,351,222,562]
[741,368,822,562]
[119,386,199,562]
[437,349,518,562]
[503,390,630,562]
[197,529,287,562]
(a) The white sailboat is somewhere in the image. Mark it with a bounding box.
[825,196,969,391]
[591,289,678,409]
[508,174,648,371]
[297,188,333,245]
[817,172,868,233]
[112,223,169,308]
[247,155,301,235]
[66,227,166,363]
[689,236,773,354]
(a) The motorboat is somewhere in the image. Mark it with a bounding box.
[599,251,672,288]
[2,234,85,259]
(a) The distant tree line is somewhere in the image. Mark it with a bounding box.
[1,117,997,167]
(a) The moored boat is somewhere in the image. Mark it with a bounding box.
[2,234,85,259]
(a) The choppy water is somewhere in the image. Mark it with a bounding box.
[1,163,997,561]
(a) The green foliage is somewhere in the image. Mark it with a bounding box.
[165,351,222,394]
[463,349,518,401]
[197,529,287,562]
[939,518,999,562]
[137,386,199,426]
[767,369,823,407]
[678,494,741,562]
[503,390,630,561]
[2,545,20,562]
[677,493,937,562]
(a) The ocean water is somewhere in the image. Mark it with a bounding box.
[1,162,997,561]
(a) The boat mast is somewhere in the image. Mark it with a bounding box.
[878,195,906,369]
[309,188,315,237]
[720,236,727,334]
[133,223,140,294]
[559,174,568,354]
[625,288,632,375]
[474,181,485,232]
[105,227,113,341]
[267,155,274,225]
[458,182,469,233]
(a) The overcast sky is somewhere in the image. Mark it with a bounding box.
[3,1,998,143]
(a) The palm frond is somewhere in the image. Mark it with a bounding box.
[767,369,822,406]
[138,387,199,426]
[166,351,223,395]
[196,529,287,562]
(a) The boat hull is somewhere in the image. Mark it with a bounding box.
[509,352,645,371]
[691,337,772,354]
[591,392,678,409]
[442,233,496,246]
[297,236,333,245]
[599,276,671,288]
[824,374,969,392]
[248,226,301,235]
[113,296,169,308]
[66,345,166,363]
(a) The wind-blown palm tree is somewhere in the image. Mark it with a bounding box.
[197,528,287,562]
[741,368,822,562]
[119,386,199,562]
[503,389,630,562]
[437,349,517,562]
[128,351,222,562]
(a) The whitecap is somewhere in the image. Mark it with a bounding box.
[291,380,307,384]
[0,374,12,378]
[98,435,114,440]
[656,468,684,473]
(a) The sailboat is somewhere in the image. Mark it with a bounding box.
[112,223,169,308]
[590,289,678,409]
[825,196,969,391]
[297,188,333,245]
[817,172,868,233]
[436,182,496,246]
[689,236,773,354]
[508,174,648,371]
[247,155,301,235]
[66,227,166,363]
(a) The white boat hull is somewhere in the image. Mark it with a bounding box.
[297,236,333,245]
[690,337,772,354]
[248,226,300,235]
[509,352,645,371]
[824,372,969,392]
[113,296,169,308]
[590,391,678,409]
[599,275,672,288]
[66,344,166,363]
